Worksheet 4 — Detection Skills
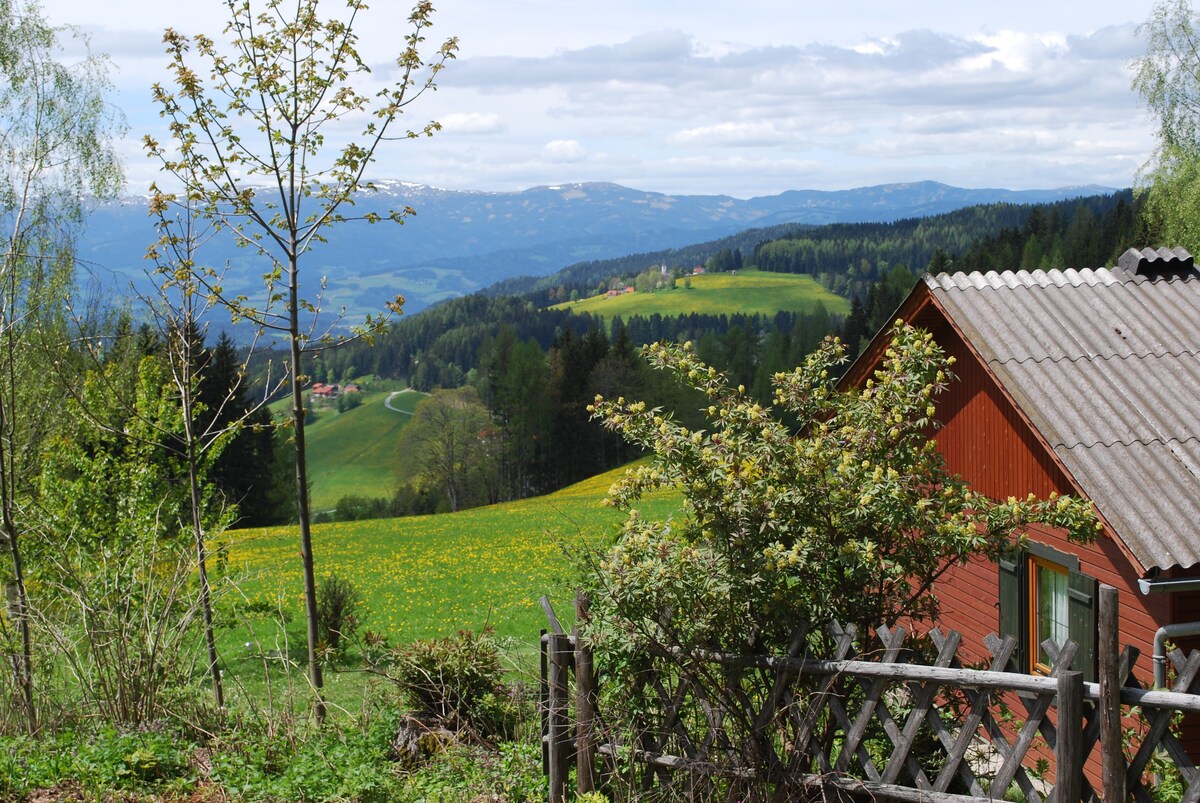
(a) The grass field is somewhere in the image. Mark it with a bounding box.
[218,462,681,656]
[554,268,849,320]
[296,388,426,510]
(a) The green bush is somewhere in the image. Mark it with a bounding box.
[390,628,516,737]
[208,715,403,802]
[583,325,1099,663]
[337,391,363,413]
[0,727,195,799]
[333,493,394,521]
[316,571,365,655]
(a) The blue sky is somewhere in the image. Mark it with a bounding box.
[47,0,1160,197]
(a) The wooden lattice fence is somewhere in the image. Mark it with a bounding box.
[540,588,1200,802]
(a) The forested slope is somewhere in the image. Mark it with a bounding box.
[294,189,1144,521]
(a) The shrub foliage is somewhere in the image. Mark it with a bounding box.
[582,323,1099,666]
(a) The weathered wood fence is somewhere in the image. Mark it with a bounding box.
[540,587,1200,802]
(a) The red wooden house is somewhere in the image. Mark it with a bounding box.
[842,248,1200,711]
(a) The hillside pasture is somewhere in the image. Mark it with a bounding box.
[302,388,426,510]
[555,268,849,320]
[219,462,680,650]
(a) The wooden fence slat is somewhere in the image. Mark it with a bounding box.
[1179,774,1200,803]
[541,610,1200,803]
[547,632,572,803]
[931,630,1016,796]
[1128,651,1200,781]
[1098,585,1123,803]
[574,594,597,795]
[540,595,565,636]
[650,670,701,759]
[881,628,961,788]
[787,624,857,771]
[1055,671,1084,803]
[837,624,909,775]
[988,640,1080,801]
[539,630,549,778]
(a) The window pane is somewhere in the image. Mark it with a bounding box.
[1036,563,1069,667]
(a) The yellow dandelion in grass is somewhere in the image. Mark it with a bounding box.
[221,461,678,645]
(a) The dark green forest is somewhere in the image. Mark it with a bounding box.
[294,189,1142,522]
[486,190,1138,308]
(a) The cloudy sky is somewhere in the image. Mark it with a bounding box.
[46,0,1160,198]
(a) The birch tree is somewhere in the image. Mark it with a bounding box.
[144,0,456,718]
[1133,0,1200,248]
[0,0,122,732]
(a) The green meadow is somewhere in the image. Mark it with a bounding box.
[219,462,681,654]
[555,268,849,320]
[298,387,426,510]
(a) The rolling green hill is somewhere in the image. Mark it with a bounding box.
[300,388,426,510]
[552,268,849,320]
[221,462,680,649]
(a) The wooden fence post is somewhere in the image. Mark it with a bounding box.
[575,593,598,794]
[1057,670,1084,803]
[540,629,549,778]
[1098,585,1125,802]
[548,632,572,803]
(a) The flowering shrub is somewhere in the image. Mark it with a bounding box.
[582,322,1099,664]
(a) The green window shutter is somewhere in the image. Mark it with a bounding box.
[998,552,1027,672]
[1067,568,1098,683]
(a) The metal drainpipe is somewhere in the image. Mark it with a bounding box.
[1138,576,1200,688]
[1152,622,1200,689]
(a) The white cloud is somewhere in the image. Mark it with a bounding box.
[667,122,791,148]
[542,139,588,163]
[439,112,506,135]
[36,0,1162,196]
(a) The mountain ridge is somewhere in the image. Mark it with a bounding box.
[80,179,1120,317]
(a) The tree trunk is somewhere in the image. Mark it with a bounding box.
[289,255,325,722]
[188,438,224,709]
[0,391,34,734]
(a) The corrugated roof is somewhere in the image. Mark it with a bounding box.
[928,265,1200,571]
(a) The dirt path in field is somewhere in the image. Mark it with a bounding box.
[384,387,426,414]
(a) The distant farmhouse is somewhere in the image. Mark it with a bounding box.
[309,382,361,399]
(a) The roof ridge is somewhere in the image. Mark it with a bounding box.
[928,265,1200,291]
[927,267,1121,291]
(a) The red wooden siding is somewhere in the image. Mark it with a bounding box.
[928,320,1067,502]
[846,282,1200,769]
[891,299,1172,687]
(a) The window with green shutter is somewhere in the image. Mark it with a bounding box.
[996,544,1097,682]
